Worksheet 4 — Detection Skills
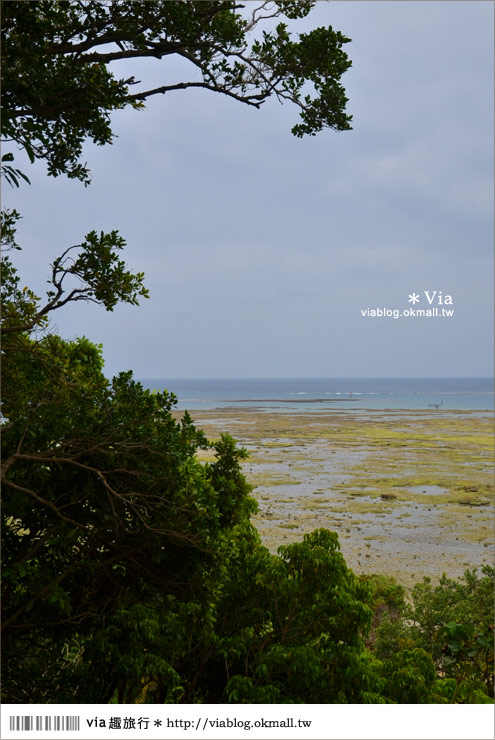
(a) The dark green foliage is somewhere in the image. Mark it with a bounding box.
[1,320,258,701]
[0,217,256,702]
[360,572,406,651]
[206,529,376,703]
[380,648,439,703]
[2,153,31,188]
[2,1,351,184]
[374,568,495,702]
[1,213,148,337]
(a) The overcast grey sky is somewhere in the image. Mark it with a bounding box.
[5,1,494,379]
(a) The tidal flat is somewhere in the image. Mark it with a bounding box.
[184,409,494,588]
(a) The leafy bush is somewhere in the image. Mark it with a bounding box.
[374,567,494,702]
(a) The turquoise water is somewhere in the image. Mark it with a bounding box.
[139,378,494,412]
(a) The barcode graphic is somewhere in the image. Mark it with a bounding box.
[9,716,80,731]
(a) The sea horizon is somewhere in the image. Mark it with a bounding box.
[138,377,494,412]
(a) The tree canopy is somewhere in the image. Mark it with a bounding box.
[2,0,352,183]
[1,212,258,701]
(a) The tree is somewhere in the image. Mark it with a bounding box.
[207,529,379,704]
[1,226,258,702]
[374,568,495,703]
[2,0,352,183]
[1,219,148,340]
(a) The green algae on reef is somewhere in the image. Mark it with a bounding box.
[185,408,494,589]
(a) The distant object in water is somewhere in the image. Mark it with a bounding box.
[428,400,443,409]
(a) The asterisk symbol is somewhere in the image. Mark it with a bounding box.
[408,293,420,304]
[154,720,162,727]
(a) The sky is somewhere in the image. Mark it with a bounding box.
[4,0,494,379]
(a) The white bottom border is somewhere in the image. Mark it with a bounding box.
[1,704,494,740]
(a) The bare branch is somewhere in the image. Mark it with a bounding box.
[125,80,266,107]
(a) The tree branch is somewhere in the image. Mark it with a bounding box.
[4,452,211,549]
[1,474,90,531]
[125,80,266,107]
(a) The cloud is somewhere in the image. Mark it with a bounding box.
[3,1,493,378]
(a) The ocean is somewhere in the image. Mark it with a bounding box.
[138,377,494,412]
